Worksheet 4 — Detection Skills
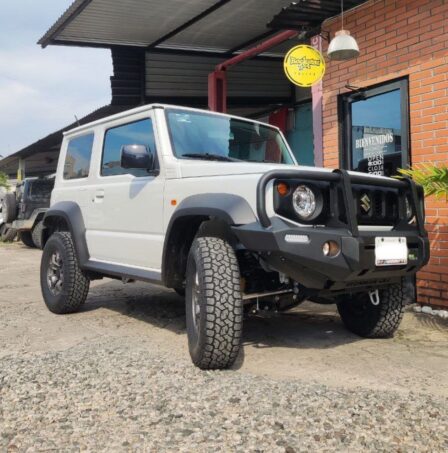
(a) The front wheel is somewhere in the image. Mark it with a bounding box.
[337,284,405,338]
[186,237,243,370]
[40,232,90,314]
[20,231,36,248]
[1,226,17,242]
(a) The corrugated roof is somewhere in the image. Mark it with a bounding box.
[39,0,369,54]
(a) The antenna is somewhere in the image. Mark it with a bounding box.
[74,114,81,126]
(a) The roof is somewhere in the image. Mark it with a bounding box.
[64,103,283,137]
[0,104,132,177]
[39,0,369,55]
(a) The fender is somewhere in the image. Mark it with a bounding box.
[43,201,89,266]
[170,193,257,226]
[161,193,257,286]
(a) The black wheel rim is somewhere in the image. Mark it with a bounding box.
[47,250,64,296]
[190,263,201,333]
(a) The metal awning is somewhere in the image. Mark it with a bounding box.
[39,0,369,55]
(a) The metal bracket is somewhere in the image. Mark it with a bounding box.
[369,289,380,306]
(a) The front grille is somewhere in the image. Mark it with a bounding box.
[352,185,402,226]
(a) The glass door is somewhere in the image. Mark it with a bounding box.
[340,78,409,176]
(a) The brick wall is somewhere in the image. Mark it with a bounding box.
[321,0,448,308]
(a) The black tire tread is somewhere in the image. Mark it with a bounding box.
[191,237,243,370]
[41,232,90,314]
[32,221,44,249]
[1,227,17,242]
[20,231,36,248]
[337,284,405,338]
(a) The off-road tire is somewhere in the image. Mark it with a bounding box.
[2,193,17,223]
[1,226,17,242]
[40,232,90,314]
[186,237,243,369]
[337,283,405,338]
[20,231,36,248]
[32,221,44,249]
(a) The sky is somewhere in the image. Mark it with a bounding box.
[0,0,112,157]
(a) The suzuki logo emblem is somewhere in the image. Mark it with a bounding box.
[360,194,371,213]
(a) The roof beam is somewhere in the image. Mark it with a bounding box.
[147,0,233,49]
[39,0,94,48]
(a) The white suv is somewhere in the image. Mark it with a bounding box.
[40,104,429,369]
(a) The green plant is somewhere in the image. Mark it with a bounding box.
[0,171,10,191]
[398,165,448,200]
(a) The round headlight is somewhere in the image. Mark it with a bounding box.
[292,185,317,220]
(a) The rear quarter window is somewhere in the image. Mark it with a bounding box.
[64,133,95,180]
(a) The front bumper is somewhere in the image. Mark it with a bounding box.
[232,169,430,293]
[233,217,429,291]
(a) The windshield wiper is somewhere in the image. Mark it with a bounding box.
[181,153,239,162]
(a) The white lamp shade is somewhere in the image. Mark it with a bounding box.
[327,30,360,60]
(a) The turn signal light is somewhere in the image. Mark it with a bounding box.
[277,182,290,196]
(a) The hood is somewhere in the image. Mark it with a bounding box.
[179,161,334,179]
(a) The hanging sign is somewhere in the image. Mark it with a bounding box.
[283,45,326,87]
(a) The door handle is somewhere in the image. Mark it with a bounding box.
[93,189,105,202]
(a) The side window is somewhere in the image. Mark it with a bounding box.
[101,118,157,177]
[63,133,94,180]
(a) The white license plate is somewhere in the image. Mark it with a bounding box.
[375,237,408,266]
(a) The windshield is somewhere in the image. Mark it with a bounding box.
[166,108,295,164]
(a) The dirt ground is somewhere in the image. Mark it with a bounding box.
[1,242,447,397]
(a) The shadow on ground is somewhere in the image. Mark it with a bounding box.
[82,281,361,362]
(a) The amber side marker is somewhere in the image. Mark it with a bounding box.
[277,182,290,196]
[171,199,177,206]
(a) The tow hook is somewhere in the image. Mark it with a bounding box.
[369,289,380,306]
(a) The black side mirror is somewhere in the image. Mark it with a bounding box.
[120,144,154,171]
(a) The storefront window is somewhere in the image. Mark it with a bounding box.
[341,79,409,177]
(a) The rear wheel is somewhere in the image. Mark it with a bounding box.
[186,237,243,370]
[337,284,405,338]
[40,232,90,314]
[32,221,44,249]
[2,193,17,223]
[20,231,36,248]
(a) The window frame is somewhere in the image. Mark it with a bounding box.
[339,77,410,173]
[63,132,95,181]
[100,116,159,179]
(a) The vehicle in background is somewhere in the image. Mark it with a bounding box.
[1,176,55,248]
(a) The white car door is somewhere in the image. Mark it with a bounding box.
[85,112,164,270]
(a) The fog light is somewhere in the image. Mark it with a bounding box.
[323,241,340,257]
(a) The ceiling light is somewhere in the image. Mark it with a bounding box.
[327,0,360,61]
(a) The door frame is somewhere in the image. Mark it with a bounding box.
[339,77,410,171]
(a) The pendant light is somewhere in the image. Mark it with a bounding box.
[327,0,360,61]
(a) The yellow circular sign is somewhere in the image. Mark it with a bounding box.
[283,45,326,87]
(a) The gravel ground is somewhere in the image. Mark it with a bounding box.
[2,338,447,452]
[1,243,448,451]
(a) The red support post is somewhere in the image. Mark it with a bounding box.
[208,70,227,113]
[208,30,298,112]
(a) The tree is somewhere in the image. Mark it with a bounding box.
[398,165,448,200]
[0,171,10,191]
